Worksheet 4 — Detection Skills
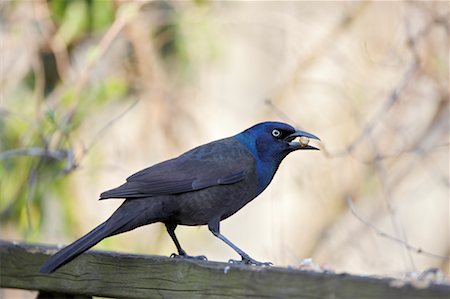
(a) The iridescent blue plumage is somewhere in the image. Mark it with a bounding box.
[234,122,298,192]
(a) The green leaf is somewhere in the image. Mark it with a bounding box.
[57,0,89,44]
[92,0,115,31]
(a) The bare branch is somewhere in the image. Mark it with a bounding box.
[0,148,68,161]
[367,133,416,270]
[265,98,298,127]
[337,61,419,158]
[0,147,76,173]
[82,99,140,157]
[75,2,146,92]
[346,197,450,261]
[324,16,442,159]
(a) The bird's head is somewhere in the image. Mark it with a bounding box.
[235,121,320,164]
[234,121,320,192]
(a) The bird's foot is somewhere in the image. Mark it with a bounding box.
[170,253,208,261]
[228,254,273,266]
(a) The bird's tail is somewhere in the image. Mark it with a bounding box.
[39,215,131,274]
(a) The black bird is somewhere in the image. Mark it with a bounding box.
[39,121,320,273]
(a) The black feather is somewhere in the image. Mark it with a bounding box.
[100,139,249,199]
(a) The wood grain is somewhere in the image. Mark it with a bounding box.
[1,240,449,299]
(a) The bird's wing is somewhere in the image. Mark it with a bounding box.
[99,155,248,199]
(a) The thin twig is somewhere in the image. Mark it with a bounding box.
[0,147,76,172]
[346,197,450,261]
[324,16,444,159]
[25,164,39,235]
[36,0,72,83]
[82,99,140,157]
[75,2,145,92]
[367,133,416,270]
[0,148,68,161]
[265,99,298,127]
[348,61,419,154]
[275,1,370,102]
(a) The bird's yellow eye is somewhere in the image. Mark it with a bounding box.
[272,129,281,138]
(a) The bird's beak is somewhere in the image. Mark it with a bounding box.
[285,129,321,150]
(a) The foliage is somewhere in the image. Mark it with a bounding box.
[1,0,220,239]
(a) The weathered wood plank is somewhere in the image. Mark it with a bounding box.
[1,240,449,299]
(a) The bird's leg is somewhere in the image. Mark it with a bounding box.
[208,220,272,266]
[165,223,207,261]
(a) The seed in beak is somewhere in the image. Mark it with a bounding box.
[299,136,310,147]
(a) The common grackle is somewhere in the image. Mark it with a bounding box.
[39,121,320,273]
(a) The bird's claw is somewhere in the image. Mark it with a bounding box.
[170,253,208,261]
[228,256,273,266]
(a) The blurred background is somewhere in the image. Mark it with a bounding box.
[1,0,449,297]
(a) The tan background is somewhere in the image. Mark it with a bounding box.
[1,1,449,297]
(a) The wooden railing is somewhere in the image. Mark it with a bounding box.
[1,240,449,298]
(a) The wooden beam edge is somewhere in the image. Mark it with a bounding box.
[1,240,449,299]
